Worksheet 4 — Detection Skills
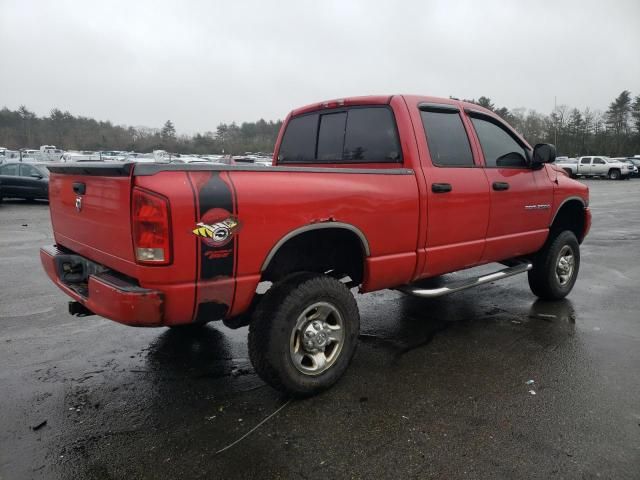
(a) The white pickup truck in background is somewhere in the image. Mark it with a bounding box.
[555,156,634,180]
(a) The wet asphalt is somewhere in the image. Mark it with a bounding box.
[0,179,639,480]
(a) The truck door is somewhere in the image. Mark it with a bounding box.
[466,112,554,263]
[415,103,491,277]
[578,157,592,175]
[592,157,606,175]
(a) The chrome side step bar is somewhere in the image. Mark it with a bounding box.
[398,262,532,298]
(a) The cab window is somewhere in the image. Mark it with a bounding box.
[470,116,528,168]
[419,109,474,167]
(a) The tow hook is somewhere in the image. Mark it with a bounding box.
[68,301,95,317]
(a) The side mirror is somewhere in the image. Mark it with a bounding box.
[532,143,556,165]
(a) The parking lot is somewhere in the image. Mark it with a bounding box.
[0,179,639,479]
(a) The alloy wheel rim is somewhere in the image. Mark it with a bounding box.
[555,245,575,286]
[289,302,344,376]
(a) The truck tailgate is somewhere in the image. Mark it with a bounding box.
[47,163,136,271]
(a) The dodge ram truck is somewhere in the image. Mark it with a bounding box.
[41,95,591,396]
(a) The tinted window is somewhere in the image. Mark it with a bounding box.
[471,117,528,168]
[580,158,591,164]
[278,114,318,162]
[420,110,474,167]
[343,108,401,162]
[279,107,401,163]
[317,112,346,161]
[20,164,40,177]
[0,164,19,175]
[593,158,605,164]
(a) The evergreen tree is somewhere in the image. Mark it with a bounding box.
[476,96,495,111]
[631,95,640,135]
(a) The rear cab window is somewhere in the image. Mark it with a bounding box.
[278,106,402,164]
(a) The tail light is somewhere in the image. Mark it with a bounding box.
[132,187,172,265]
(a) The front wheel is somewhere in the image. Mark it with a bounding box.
[248,273,360,397]
[528,231,580,300]
[608,169,621,180]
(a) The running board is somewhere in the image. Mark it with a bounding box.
[398,262,532,298]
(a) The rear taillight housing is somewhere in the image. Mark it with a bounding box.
[132,187,172,265]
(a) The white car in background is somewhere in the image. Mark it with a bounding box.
[19,149,41,162]
[125,152,156,163]
[39,145,64,162]
[99,151,128,161]
[169,154,210,164]
[61,151,102,162]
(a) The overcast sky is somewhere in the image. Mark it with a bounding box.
[1,0,639,133]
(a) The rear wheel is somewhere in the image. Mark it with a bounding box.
[248,273,360,397]
[608,169,621,180]
[528,231,580,300]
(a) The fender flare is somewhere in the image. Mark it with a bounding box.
[549,196,586,226]
[261,222,370,272]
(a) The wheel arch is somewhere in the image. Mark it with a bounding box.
[261,222,370,284]
[550,197,587,243]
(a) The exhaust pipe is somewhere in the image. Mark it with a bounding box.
[68,301,95,317]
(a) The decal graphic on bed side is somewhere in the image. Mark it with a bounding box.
[186,171,239,323]
[192,216,241,248]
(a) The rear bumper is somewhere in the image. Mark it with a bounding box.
[40,245,164,326]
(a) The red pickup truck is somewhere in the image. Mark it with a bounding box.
[41,95,591,396]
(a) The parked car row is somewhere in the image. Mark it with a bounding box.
[0,150,274,202]
[554,156,639,180]
[0,146,274,166]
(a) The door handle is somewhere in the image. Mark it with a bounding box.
[432,183,452,193]
[72,182,86,195]
[492,181,509,191]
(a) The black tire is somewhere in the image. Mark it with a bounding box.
[168,322,209,331]
[248,273,360,397]
[528,231,580,300]
[608,169,621,180]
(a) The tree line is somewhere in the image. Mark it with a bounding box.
[0,107,282,155]
[1,90,639,156]
[465,90,640,156]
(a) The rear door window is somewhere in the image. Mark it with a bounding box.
[420,109,474,167]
